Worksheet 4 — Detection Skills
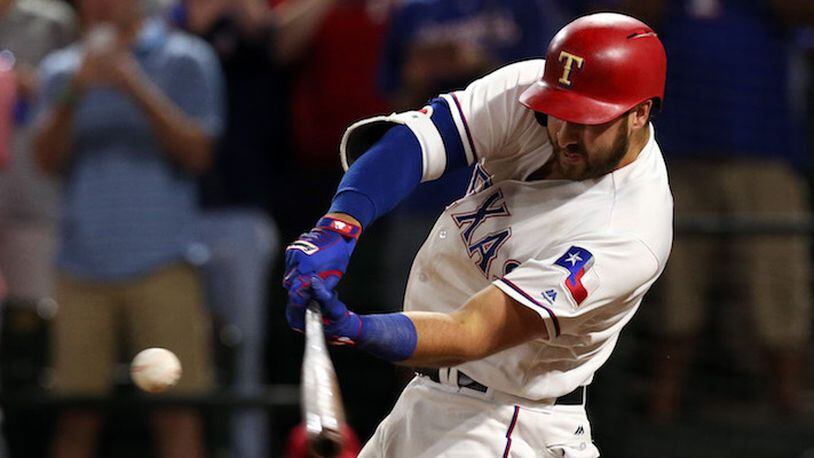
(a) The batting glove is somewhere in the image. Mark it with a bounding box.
[283,216,361,297]
[286,274,362,345]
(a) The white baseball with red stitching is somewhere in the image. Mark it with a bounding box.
[130,347,182,393]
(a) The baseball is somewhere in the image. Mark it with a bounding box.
[130,347,182,393]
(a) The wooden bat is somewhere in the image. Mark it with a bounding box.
[301,301,346,457]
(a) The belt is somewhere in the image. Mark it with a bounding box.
[414,368,586,406]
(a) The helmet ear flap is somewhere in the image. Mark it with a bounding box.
[534,111,548,127]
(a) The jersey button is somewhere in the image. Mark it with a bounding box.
[439,230,448,239]
[419,272,428,282]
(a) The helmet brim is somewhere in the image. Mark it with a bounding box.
[519,80,632,126]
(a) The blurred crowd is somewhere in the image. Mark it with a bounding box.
[0,0,813,457]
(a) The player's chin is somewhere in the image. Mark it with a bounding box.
[559,157,588,180]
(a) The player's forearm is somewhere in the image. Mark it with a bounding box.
[397,311,493,367]
[349,311,479,367]
[356,286,547,367]
[354,310,499,367]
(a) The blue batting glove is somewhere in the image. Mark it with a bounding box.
[285,274,361,345]
[288,276,418,361]
[307,275,363,345]
[285,274,313,333]
[283,216,361,297]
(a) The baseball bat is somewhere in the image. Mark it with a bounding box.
[301,300,346,457]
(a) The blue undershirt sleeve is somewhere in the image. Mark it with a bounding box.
[328,99,470,229]
[328,125,422,228]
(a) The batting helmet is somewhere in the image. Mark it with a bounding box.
[519,12,666,125]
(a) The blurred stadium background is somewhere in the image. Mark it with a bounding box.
[0,0,814,457]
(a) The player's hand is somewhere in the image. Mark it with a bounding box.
[283,215,361,297]
[286,275,362,346]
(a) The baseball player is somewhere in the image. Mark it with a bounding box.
[285,12,671,457]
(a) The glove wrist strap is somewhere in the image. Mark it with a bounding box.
[317,216,362,240]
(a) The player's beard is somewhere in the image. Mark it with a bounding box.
[548,126,630,181]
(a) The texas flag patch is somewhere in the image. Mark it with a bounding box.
[554,246,598,306]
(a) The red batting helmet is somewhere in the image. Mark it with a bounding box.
[519,12,667,125]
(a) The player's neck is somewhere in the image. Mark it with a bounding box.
[613,124,651,172]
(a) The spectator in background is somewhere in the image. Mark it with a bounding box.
[31,0,223,457]
[0,0,76,324]
[172,1,337,456]
[174,0,337,217]
[380,0,566,111]
[0,2,76,456]
[379,0,567,304]
[611,0,814,420]
[283,0,392,240]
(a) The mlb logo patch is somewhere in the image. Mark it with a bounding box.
[554,246,598,306]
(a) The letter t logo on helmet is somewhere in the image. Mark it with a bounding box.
[557,51,584,87]
[519,12,667,125]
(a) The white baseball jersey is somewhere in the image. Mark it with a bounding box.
[342,59,673,401]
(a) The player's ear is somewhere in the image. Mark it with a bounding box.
[628,100,652,130]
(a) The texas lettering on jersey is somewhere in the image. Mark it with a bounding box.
[452,188,511,277]
[466,162,493,195]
